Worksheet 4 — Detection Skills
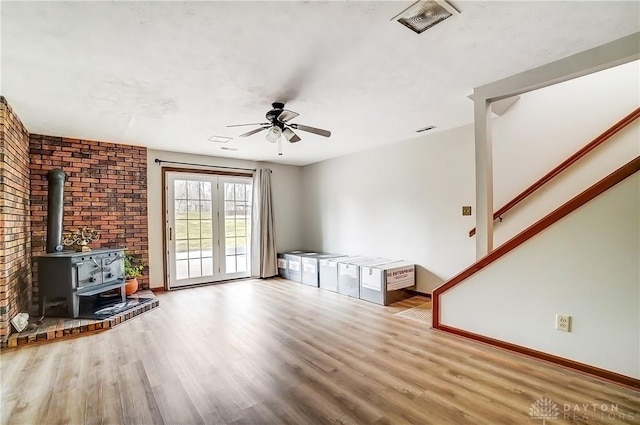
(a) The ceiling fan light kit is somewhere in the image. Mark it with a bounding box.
[227,101,332,156]
[392,0,460,34]
[266,126,282,143]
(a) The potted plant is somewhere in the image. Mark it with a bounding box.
[124,251,144,295]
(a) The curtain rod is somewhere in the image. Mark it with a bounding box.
[154,158,257,172]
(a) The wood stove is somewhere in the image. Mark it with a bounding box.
[38,248,126,318]
[36,168,127,318]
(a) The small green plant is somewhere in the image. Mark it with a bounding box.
[124,251,144,279]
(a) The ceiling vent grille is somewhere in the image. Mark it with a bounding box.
[208,135,232,143]
[392,0,460,34]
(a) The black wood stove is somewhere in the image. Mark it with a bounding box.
[36,169,127,318]
[38,248,126,318]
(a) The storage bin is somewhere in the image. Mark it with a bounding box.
[277,253,288,278]
[319,255,368,292]
[360,262,416,305]
[282,251,309,282]
[284,251,320,282]
[301,253,346,287]
[337,257,392,298]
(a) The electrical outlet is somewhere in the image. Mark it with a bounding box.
[556,314,571,332]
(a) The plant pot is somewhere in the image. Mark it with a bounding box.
[124,278,139,296]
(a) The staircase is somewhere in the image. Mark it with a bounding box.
[432,109,640,389]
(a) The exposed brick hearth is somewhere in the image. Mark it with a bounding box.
[2,290,160,349]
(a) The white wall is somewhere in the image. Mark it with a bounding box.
[494,121,639,247]
[302,125,476,293]
[440,173,640,379]
[147,149,303,288]
[301,61,639,293]
[492,60,640,245]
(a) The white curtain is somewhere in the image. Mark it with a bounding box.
[251,168,277,278]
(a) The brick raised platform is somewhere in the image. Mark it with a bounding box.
[1,290,159,349]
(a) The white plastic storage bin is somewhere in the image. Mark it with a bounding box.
[277,253,288,278]
[360,262,416,305]
[337,258,392,298]
[282,251,309,282]
[301,254,346,287]
[319,255,367,292]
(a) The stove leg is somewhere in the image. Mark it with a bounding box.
[69,295,79,318]
[40,295,47,317]
[120,286,126,303]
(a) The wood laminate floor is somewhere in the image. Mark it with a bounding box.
[1,278,638,425]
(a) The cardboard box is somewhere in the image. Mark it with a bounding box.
[360,262,416,305]
[337,258,393,298]
[301,254,346,287]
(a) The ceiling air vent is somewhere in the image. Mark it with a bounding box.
[391,0,460,34]
[208,135,232,143]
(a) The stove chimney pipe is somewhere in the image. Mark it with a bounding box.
[46,169,68,253]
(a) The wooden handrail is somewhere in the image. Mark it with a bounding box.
[469,107,640,237]
[435,155,640,328]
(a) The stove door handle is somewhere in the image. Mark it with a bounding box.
[92,258,100,268]
[105,255,123,265]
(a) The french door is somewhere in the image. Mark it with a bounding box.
[166,172,252,289]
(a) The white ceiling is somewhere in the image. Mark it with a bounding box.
[2,1,639,166]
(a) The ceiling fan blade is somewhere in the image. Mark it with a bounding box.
[227,122,270,128]
[238,126,270,137]
[290,123,331,138]
[283,128,301,143]
[278,109,299,123]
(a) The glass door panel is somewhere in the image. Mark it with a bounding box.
[220,179,252,277]
[167,172,252,289]
[167,173,217,288]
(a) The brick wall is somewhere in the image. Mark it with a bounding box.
[0,97,32,339]
[29,135,149,303]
